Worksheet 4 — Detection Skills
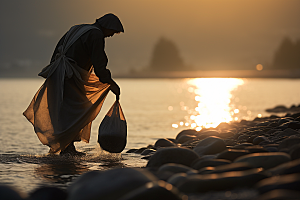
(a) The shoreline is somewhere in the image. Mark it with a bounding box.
[2,111,300,199]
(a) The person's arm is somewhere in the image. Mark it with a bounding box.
[91,38,120,99]
[50,34,66,63]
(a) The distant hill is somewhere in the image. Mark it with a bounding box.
[272,37,300,70]
[148,37,192,71]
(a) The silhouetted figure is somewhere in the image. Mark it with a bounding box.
[149,37,186,71]
[23,13,124,156]
[272,37,300,69]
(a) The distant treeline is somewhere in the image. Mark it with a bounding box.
[272,37,300,69]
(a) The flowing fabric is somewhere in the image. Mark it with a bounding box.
[23,24,111,153]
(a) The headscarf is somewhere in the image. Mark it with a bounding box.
[96,13,124,33]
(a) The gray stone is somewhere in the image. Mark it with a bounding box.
[177,168,267,193]
[234,152,291,170]
[175,129,198,141]
[256,173,300,194]
[193,136,227,156]
[191,159,231,170]
[253,136,270,145]
[167,173,188,187]
[29,186,67,200]
[146,147,200,168]
[141,149,156,155]
[176,135,197,144]
[216,149,249,162]
[119,181,185,200]
[154,138,176,148]
[231,143,254,149]
[158,163,197,174]
[68,168,157,200]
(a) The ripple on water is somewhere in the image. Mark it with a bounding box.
[0,145,147,193]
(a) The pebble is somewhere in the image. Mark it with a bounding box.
[154,138,176,148]
[146,147,200,168]
[234,152,291,170]
[193,136,227,156]
[191,159,231,170]
[217,149,249,162]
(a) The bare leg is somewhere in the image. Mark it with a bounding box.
[60,142,85,156]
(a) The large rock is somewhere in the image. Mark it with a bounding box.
[193,136,227,156]
[119,181,186,200]
[256,173,300,193]
[146,147,200,168]
[234,152,291,170]
[67,168,157,200]
[177,168,267,193]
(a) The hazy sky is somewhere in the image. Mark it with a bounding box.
[1,0,300,75]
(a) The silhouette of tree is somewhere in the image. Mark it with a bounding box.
[272,37,300,69]
[149,37,188,71]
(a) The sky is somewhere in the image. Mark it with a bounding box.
[1,0,300,76]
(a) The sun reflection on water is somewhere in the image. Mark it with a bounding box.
[172,78,244,131]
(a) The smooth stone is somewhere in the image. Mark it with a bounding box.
[68,168,157,200]
[193,136,227,156]
[198,162,253,174]
[177,168,266,193]
[253,136,270,145]
[276,128,300,137]
[216,149,250,162]
[245,146,268,153]
[175,129,198,141]
[141,149,156,155]
[234,152,291,170]
[237,134,249,142]
[278,136,300,151]
[0,185,24,200]
[277,118,292,126]
[29,186,67,200]
[176,135,197,144]
[119,181,186,200]
[146,147,200,168]
[158,163,197,174]
[134,147,148,154]
[231,143,254,149]
[256,173,300,194]
[290,144,300,160]
[287,121,300,129]
[265,147,278,152]
[167,173,188,187]
[126,149,138,153]
[191,159,231,170]
[154,138,176,148]
[256,189,300,200]
[267,159,300,176]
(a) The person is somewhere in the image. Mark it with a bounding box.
[23,13,124,156]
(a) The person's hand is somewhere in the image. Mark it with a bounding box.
[109,80,120,100]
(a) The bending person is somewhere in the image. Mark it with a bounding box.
[23,13,124,156]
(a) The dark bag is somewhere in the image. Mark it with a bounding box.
[98,101,127,153]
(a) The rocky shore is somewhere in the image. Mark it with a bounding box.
[2,112,300,200]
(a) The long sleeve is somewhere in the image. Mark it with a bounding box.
[91,38,112,83]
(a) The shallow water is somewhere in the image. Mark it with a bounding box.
[1,78,300,193]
